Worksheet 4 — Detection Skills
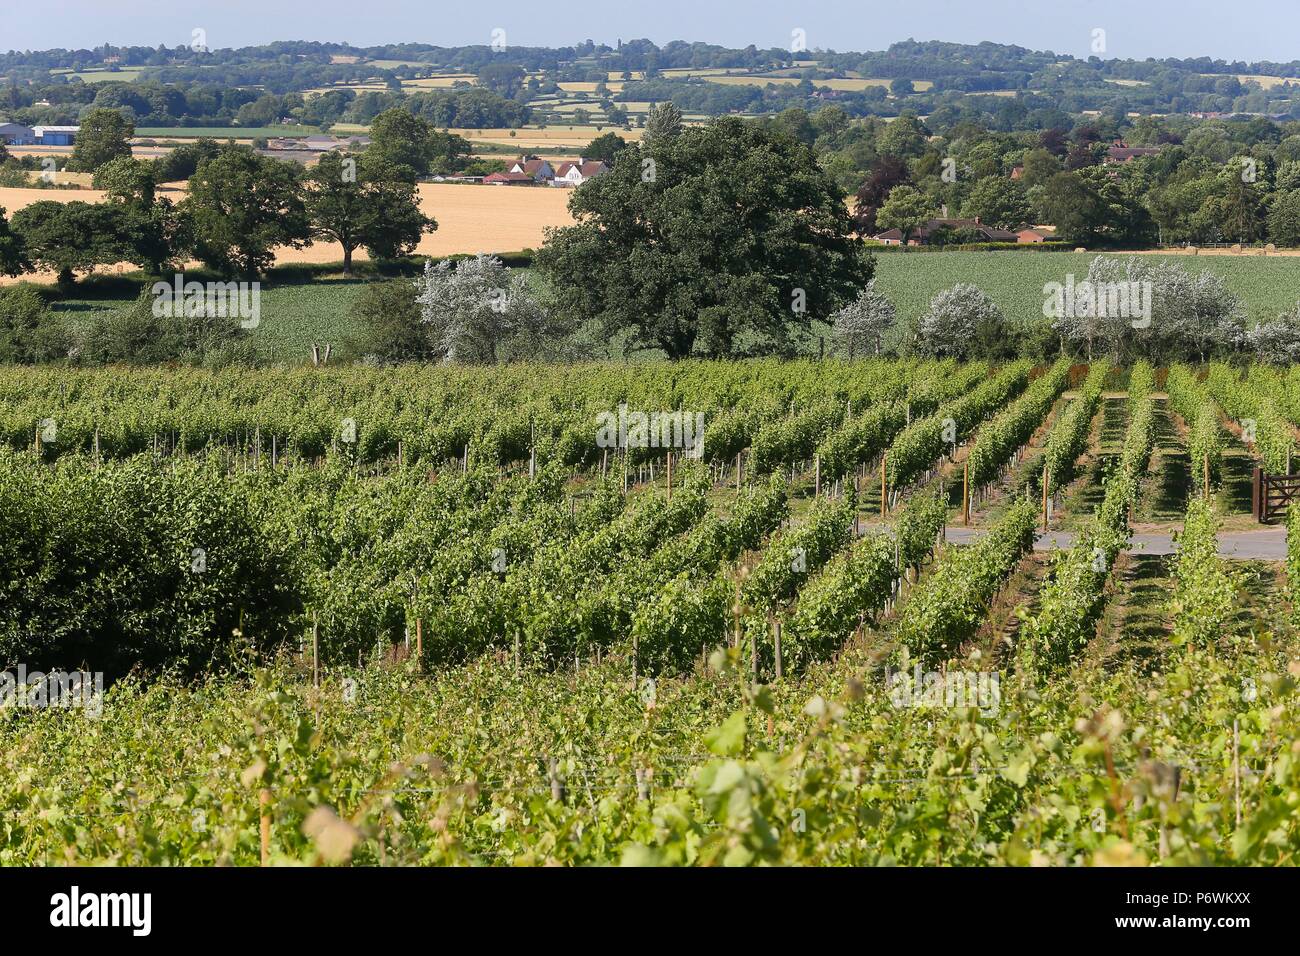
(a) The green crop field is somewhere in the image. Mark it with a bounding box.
[2,358,1298,867]
[56,280,369,361]
[873,251,1300,328]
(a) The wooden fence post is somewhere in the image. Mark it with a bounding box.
[880,452,888,518]
[1042,463,1050,530]
[773,619,783,681]
[259,789,271,866]
[962,460,970,526]
[312,611,319,689]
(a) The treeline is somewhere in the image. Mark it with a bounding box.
[0,78,529,130]
[783,105,1300,248]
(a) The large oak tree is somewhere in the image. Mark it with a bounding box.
[303,152,436,276]
[182,147,309,278]
[535,117,872,359]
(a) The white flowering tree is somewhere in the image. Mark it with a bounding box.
[1246,306,1300,364]
[832,280,896,358]
[1155,263,1244,362]
[915,283,1005,359]
[414,254,551,363]
[1053,256,1244,362]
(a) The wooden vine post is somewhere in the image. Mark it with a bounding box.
[259,789,271,866]
[773,619,783,681]
[666,450,672,502]
[880,452,888,518]
[962,460,970,526]
[415,617,423,671]
[1203,454,1210,502]
[1041,463,1050,530]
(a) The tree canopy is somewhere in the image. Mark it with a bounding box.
[535,117,873,359]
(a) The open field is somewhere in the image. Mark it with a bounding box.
[50,66,147,83]
[1,359,1297,865]
[700,74,934,92]
[0,182,573,285]
[132,126,318,139]
[873,250,1300,327]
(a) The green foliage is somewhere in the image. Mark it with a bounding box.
[1165,364,1223,491]
[342,278,430,363]
[65,107,134,172]
[886,361,1029,490]
[0,286,69,364]
[535,117,873,359]
[10,201,128,284]
[183,147,310,278]
[303,152,436,275]
[1042,361,1110,493]
[895,496,1038,666]
[1170,499,1239,647]
[967,359,1070,488]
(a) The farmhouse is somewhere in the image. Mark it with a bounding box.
[0,123,36,146]
[508,156,556,181]
[497,155,610,186]
[552,159,610,186]
[1014,225,1057,243]
[1105,141,1162,164]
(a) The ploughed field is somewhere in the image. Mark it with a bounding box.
[1,359,1298,865]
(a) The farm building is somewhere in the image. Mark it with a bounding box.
[552,159,610,186]
[484,171,538,185]
[502,155,611,186]
[1105,141,1162,164]
[1015,225,1057,243]
[508,157,556,181]
[33,126,78,146]
[0,123,36,145]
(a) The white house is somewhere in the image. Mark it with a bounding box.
[508,157,556,182]
[552,159,610,186]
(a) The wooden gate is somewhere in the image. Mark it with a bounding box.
[1253,466,1300,523]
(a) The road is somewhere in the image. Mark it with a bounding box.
[943,526,1288,560]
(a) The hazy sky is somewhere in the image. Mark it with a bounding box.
[7,0,1297,63]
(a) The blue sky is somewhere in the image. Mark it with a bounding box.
[7,0,1296,63]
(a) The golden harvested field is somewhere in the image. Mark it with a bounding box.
[1202,73,1295,89]
[659,67,749,77]
[402,75,477,89]
[0,182,576,284]
[450,126,643,150]
[305,84,388,96]
[700,75,934,91]
[556,81,625,93]
[0,185,106,211]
